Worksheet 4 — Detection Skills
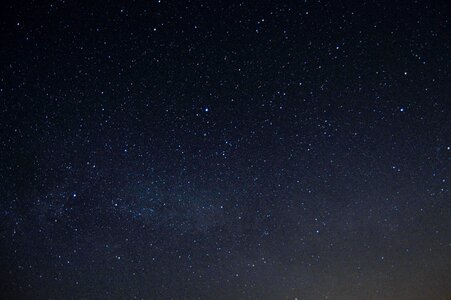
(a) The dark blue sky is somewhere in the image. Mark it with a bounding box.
[1,0,450,299]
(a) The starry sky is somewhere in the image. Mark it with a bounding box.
[1,0,450,299]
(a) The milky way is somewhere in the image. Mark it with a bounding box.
[1,1,450,299]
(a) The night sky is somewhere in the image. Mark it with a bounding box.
[1,1,450,299]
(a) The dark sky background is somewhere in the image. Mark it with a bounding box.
[0,0,450,299]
